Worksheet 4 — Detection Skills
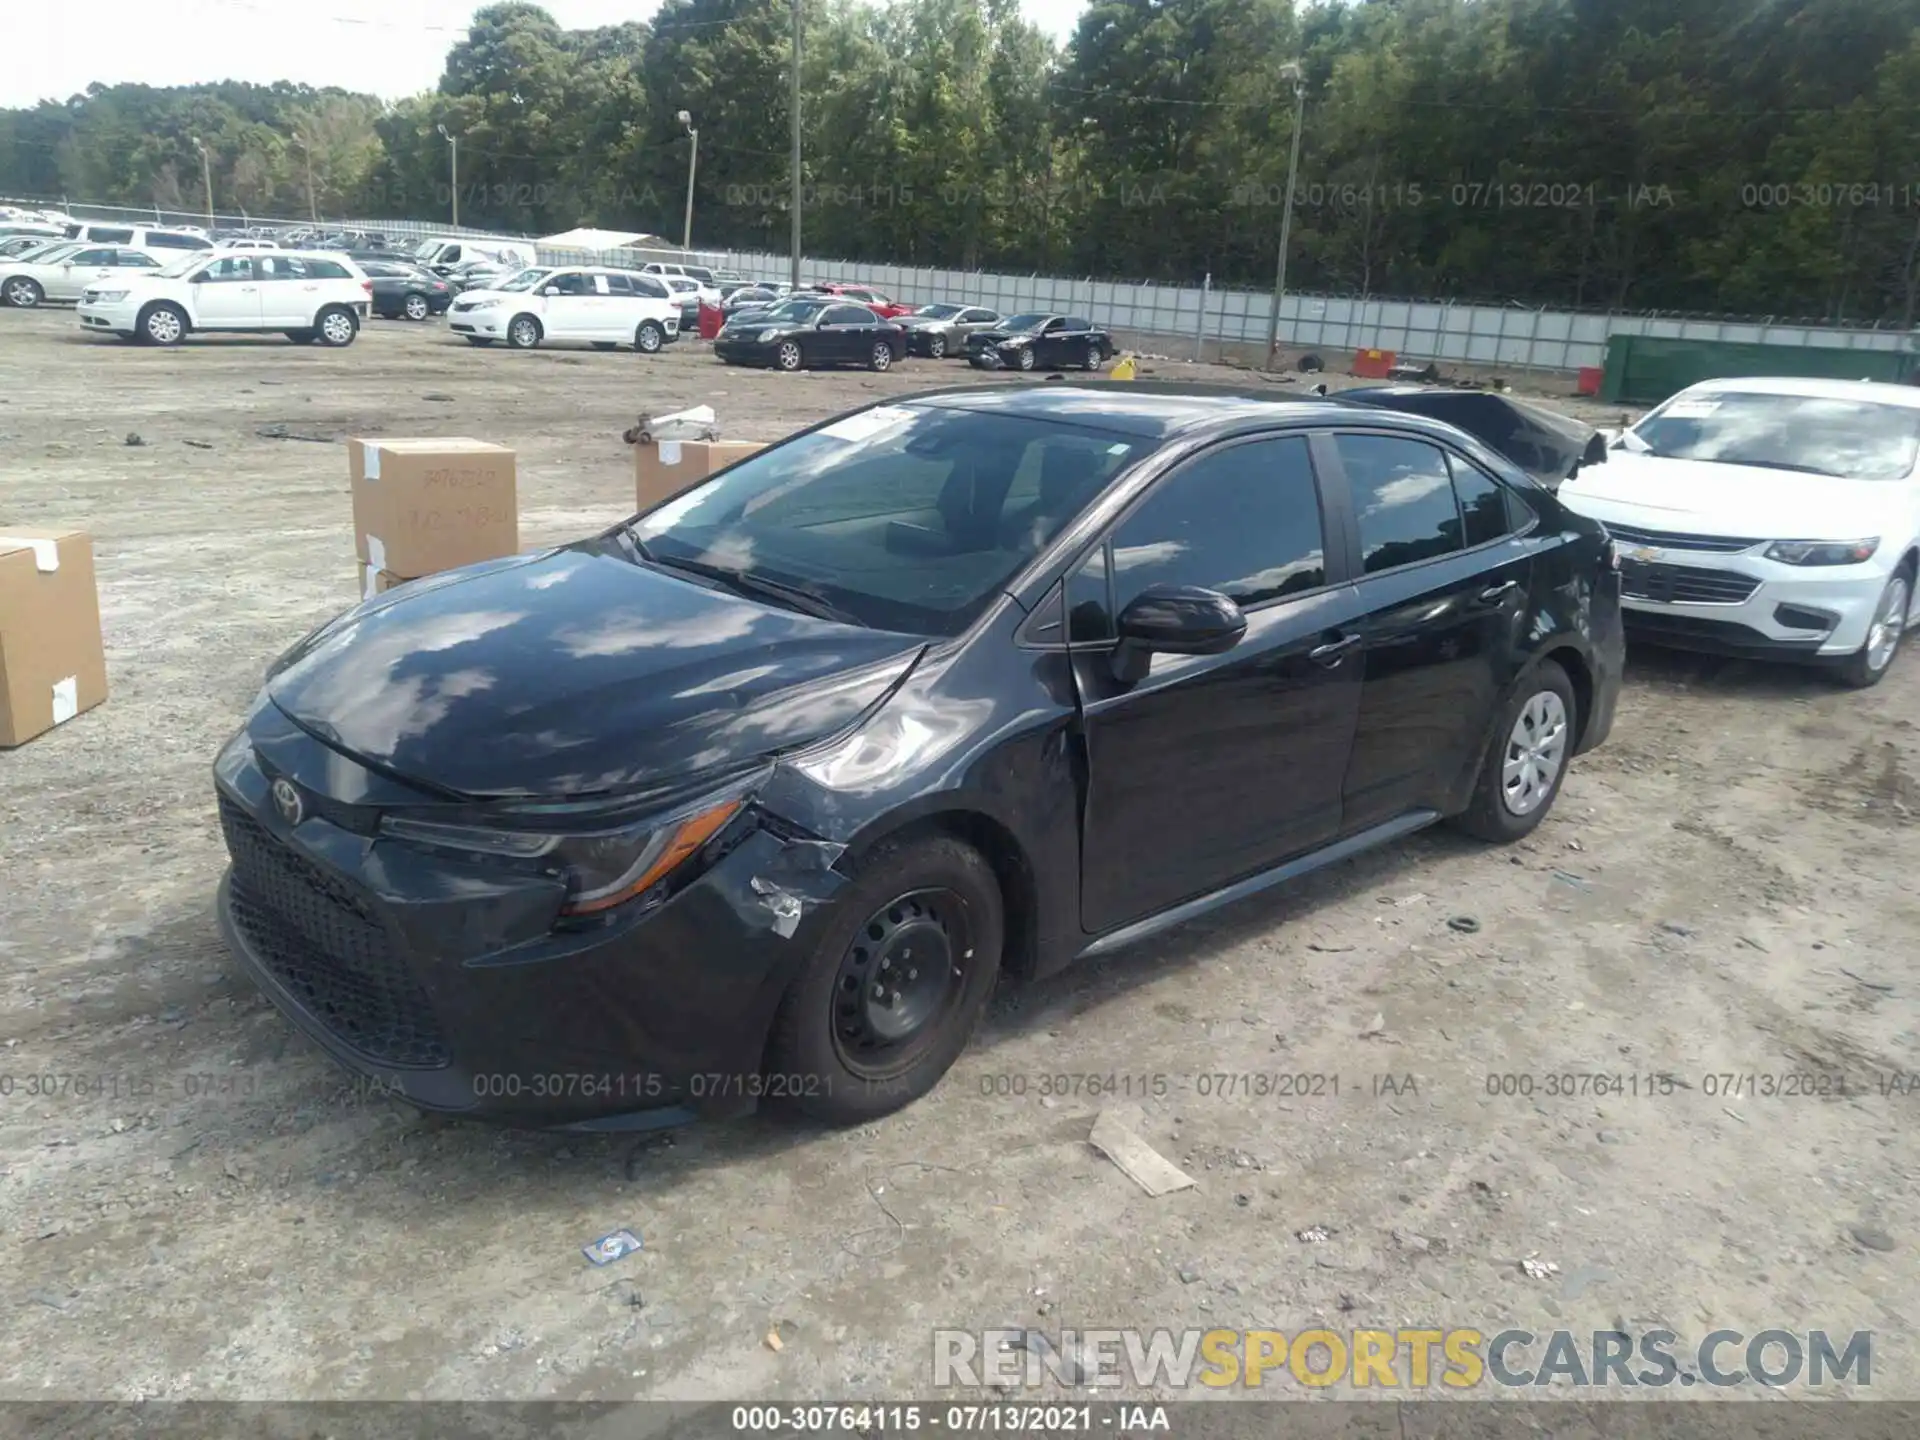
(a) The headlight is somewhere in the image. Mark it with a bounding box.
[465,298,502,311]
[757,327,784,342]
[379,787,748,916]
[1765,538,1880,566]
[95,289,128,302]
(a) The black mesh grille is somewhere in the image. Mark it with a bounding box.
[219,795,448,1068]
[1620,561,1760,605]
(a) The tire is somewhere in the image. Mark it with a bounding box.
[764,834,1003,1123]
[402,293,431,321]
[775,339,804,372]
[465,337,495,347]
[1450,659,1578,843]
[3,276,43,308]
[634,320,664,354]
[1837,569,1912,689]
[1082,340,1104,370]
[314,306,358,347]
[1015,346,1037,372]
[141,302,188,347]
[507,314,541,350]
[868,340,893,372]
[284,328,316,343]
[926,333,947,359]
[1298,352,1325,373]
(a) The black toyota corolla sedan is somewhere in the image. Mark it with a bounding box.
[213,384,1622,1130]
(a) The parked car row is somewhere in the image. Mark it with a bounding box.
[710,291,1115,374]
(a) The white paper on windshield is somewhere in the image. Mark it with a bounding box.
[1661,397,1720,418]
[818,405,916,444]
[593,274,609,294]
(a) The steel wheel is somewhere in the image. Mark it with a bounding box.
[830,888,973,1078]
[403,293,430,320]
[1501,690,1569,817]
[5,277,43,307]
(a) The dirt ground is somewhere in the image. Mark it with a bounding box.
[1,308,1914,1407]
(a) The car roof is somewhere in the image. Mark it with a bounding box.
[1676,375,1920,408]
[904,381,1358,439]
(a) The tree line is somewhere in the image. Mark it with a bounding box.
[4,0,1920,322]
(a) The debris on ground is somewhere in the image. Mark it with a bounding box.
[581,1228,643,1267]
[1447,915,1481,933]
[422,393,456,403]
[1520,1257,1560,1280]
[764,1329,784,1353]
[256,424,336,443]
[1358,1012,1387,1039]
[1850,1225,1896,1252]
[1176,1263,1201,1284]
[124,433,145,447]
[1389,361,1441,383]
[1088,1103,1195,1197]
[623,404,719,446]
[1839,968,1893,993]
[1297,1225,1332,1244]
[182,439,213,450]
[1549,870,1591,891]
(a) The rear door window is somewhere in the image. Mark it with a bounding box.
[1335,434,1464,574]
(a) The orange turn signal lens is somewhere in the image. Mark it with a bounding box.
[560,799,742,915]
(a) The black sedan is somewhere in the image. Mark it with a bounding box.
[713,298,905,371]
[211,381,1621,1131]
[359,260,454,321]
[968,313,1111,372]
[897,303,1003,358]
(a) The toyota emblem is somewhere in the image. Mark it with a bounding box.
[270,778,305,826]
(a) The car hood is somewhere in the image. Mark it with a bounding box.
[265,544,926,800]
[970,329,1032,346]
[1559,451,1898,540]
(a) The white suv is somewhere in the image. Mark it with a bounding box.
[446,266,681,352]
[77,250,373,346]
[640,261,721,306]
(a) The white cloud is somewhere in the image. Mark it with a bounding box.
[4,0,1086,109]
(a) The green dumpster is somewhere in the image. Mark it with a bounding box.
[1599,334,1919,407]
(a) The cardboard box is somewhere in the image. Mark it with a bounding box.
[0,529,108,747]
[348,437,517,579]
[358,564,409,601]
[635,440,765,511]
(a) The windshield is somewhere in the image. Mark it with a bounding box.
[17,242,82,266]
[1000,312,1052,332]
[760,299,828,324]
[155,252,210,278]
[1634,391,1920,481]
[409,239,441,261]
[493,268,552,292]
[626,402,1146,635]
[914,304,963,319]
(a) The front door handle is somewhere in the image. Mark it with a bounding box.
[1309,631,1363,666]
[1478,579,1520,604]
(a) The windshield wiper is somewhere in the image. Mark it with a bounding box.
[638,551,865,626]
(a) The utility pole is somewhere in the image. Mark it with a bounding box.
[789,0,803,288]
[1264,63,1307,368]
[678,110,700,252]
[437,124,460,228]
[192,136,214,231]
[292,132,317,222]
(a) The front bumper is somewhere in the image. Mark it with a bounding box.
[1613,548,1888,658]
[212,720,847,1129]
[967,348,1006,369]
[713,337,776,365]
[77,298,140,334]
[447,308,505,337]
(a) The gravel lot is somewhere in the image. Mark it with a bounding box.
[1,309,1914,1405]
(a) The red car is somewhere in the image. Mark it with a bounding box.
[808,281,913,319]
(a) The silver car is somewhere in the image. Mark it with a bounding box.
[895,303,1002,359]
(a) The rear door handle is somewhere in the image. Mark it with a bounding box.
[1309,631,1363,666]
[1478,580,1520,604]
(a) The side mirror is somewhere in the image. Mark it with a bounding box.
[541,286,560,297]
[1111,584,1247,681]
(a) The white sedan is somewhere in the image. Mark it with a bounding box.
[1559,376,1920,687]
[1,244,162,307]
